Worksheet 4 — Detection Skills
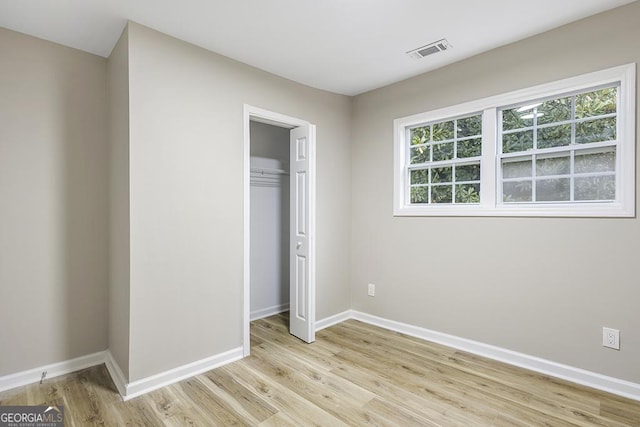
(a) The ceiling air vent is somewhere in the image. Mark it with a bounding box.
[407,39,450,60]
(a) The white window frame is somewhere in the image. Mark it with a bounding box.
[393,63,636,217]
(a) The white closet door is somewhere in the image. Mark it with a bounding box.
[289,124,315,343]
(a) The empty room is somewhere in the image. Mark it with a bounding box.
[1,1,640,425]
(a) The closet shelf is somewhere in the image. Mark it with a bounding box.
[250,167,289,176]
[250,166,288,188]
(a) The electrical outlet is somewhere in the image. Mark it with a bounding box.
[367,283,375,297]
[602,327,620,350]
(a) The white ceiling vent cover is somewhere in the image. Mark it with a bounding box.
[407,39,450,59]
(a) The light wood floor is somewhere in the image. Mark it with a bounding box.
[1,313,639,426]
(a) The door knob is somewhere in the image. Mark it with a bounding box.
[296,242,302,249]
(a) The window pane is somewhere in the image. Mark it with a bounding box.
[537,97,572,125]
[457,138,481,158]
[411,126,431,145]
[410,187,428,204]
[575,176,615,201]
[575,117,616,144]
[433,142,454,161]
[407,114,483,206]
[457,115,482,138]
[503,181,532,202]
[410,146,430,164]
[455,164,480,182]
[503,130,533,153]
[431,167,452,183]
[575,150,616,174]
[537,124,571,149]
[576,87,617,119]
[410,169,428,184]
[503,158,532,179]
[536,154,570,176]
[536,178,570,201]
[502,108,533,131]
[432,121,454,141]
[455,184,480,203]
[432,185,452,203]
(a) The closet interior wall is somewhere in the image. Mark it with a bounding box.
[249,121,291,320]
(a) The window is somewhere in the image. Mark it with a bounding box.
[394,64,635,217]
[500,86,618,204]
[408,114,482,204]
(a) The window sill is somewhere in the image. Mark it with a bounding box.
[394,202,634,218]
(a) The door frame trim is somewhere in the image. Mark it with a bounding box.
[242,104,314,356]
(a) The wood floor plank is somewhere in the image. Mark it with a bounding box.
[326,321,535,404]
[1,312,639,426]
[600,394,640,425]
[333,348,507,425]
[198,370,278,424]
[246,343,376,426]
[320,323,532,423]
[251,318,346,369]
[106,395,164,426]
[58,376,107,426]
[144,387,185,423]
[360,397,443,427]
[328,320,616,424]
[328,351,507,426]
[341,319,602,409]
[249,326,344,373]
[175,377,248,426]
[257,412,300,427]
[223,363,350,427]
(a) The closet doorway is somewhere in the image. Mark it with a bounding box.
[243,105,316,355]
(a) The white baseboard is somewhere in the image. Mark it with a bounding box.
[2,346,244,402]
[251,303,290,321]
[315,309,352,331]
[5,312,638,403]
[104,351,127,398]
[120,347,244,401]
[349,310,640,402]
[0,351,106,393]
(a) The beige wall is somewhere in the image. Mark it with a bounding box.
[351,2,640,383]
[107,27,131,380]
[0,29,109,375]
[126,23,352,381]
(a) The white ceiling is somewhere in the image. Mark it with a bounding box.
[0,0,635,95]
